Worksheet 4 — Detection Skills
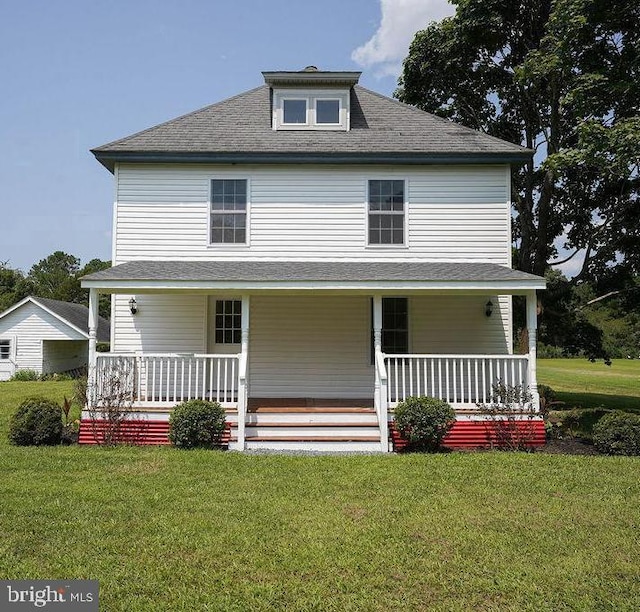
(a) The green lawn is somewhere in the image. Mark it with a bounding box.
[1,377,639,610]
[538,358,640,411]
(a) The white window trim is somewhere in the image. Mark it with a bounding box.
[0,336,16,361]
[314,98,341,125]
[273,89,349,131]
[207,176,251,248]
[364,177,409,249]
[282,97,310,126]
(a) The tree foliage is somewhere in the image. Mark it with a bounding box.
[397,0,639,359]
[0,253,111,319]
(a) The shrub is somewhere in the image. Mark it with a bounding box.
[10,369,40,382]
[477,383,540,450]
[169,400,226,449]
[8,396,63,446]
[593,412,640,456]
[394,396,455,452]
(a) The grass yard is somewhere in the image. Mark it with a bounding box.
[538,358,640,412]
[1,376,639,610]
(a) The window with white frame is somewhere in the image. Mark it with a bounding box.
[215,300,241,344]
[368,180,405,245]
[210,179,247,244]
[273,90,348,130]
[316,99,340,124]
[0,339,11,360]
[283,99,308,124]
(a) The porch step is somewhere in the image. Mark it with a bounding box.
[246,425,379,438]
[246,411,378,425]
[248,406,375,414]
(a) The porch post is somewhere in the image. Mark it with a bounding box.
[526,290,540,411]
[373,295,389,452]
[237,294,250,450]
[87,288,99,406]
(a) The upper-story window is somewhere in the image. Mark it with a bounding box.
[316,99,340,124]
[210,179,247,244]
[273,90,349,131]
[368,179,405,246]
[283,99,308,124]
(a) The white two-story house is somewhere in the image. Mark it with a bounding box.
[81,67,546,451]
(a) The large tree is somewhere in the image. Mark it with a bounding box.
[397,0,639,358]
[397,0,639,283]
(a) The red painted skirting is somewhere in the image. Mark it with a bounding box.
[79,419,231,447]
[390,420,546,452]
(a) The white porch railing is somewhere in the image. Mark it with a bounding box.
[94,353,240,407]
[384,354,530,407]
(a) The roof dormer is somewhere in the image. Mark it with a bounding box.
[262,66,360,132]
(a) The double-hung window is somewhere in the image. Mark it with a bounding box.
[0,339,11,360]
[210,179,247,244]
[368,179,405,245]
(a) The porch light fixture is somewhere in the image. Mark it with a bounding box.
[485,300,493,318]
[128,297,138,315]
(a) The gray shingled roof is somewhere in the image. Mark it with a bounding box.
[82,260,544,287]
[92,84,530,171]
[31,297,110,342]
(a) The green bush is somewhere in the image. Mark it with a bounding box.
[10,369,40,382]
[556,408,610,440]
[593,411,640,456]
[8,396,63,446]
[394,396,455,452]
[168,400,226,449]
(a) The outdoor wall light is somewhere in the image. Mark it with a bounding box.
[485,300,493,317]
[128,297,138,315]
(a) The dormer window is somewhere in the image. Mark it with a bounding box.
[272,91,350,131]
[283,99,307,124]
[316,99,340,124]
[263,68,359,132]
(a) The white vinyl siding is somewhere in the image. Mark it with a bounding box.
[0,302,87,375]
[111,294,206,353]
[410,295,511,354]
[113,164,510,265]
[248,295,374,398]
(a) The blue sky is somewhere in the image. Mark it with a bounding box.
[0,0,454,272]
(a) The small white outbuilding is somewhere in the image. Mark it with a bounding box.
[0,296,110,381]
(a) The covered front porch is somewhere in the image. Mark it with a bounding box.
[81,260,546,451]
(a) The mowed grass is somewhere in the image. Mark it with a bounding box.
[538,358,640,412]
[1,379,639,610]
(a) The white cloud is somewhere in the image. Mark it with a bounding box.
[352,0,455,77]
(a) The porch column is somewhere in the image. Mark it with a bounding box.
[373,295,389,452]
[526,290,540,410]
[87,288,99,406]
[237,294,250,450]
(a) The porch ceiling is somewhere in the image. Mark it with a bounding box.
[81,260,545,294]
